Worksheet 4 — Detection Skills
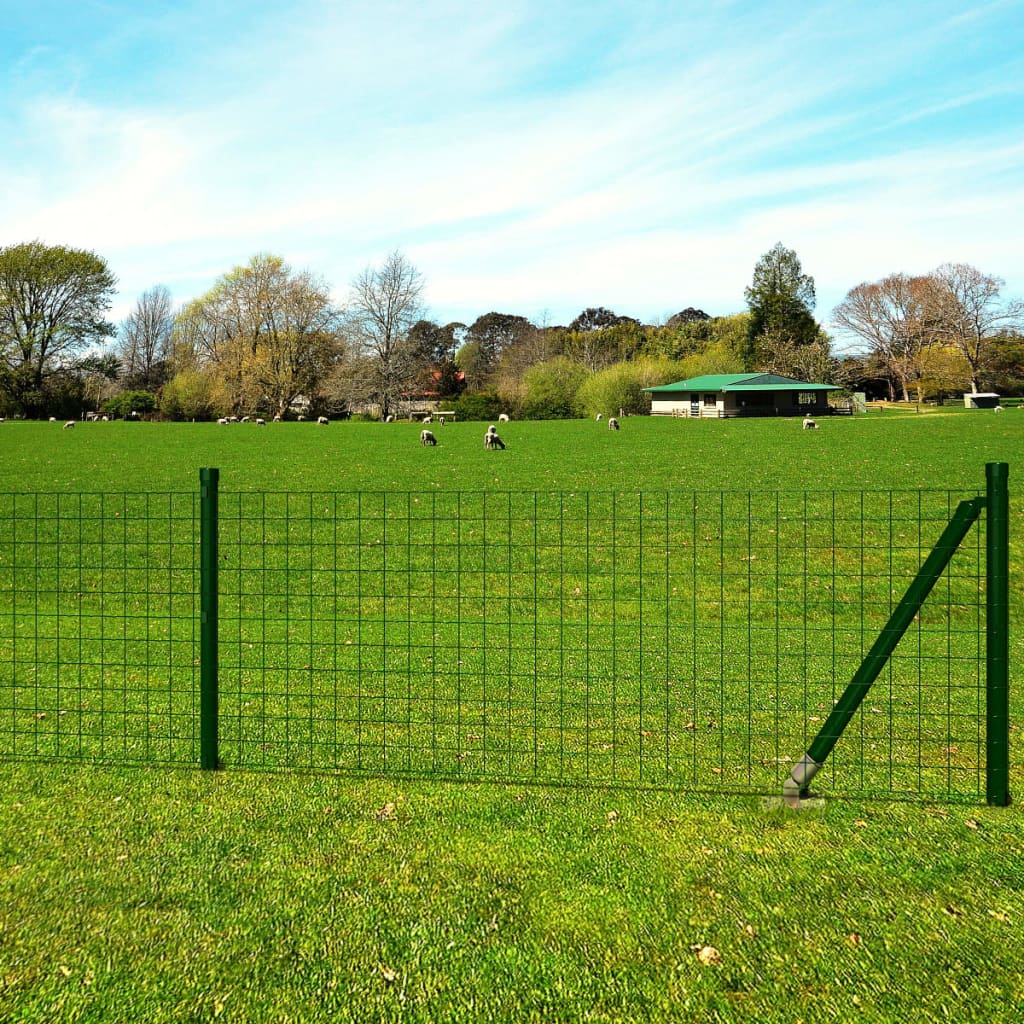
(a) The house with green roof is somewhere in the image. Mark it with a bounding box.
[643,373,843,419]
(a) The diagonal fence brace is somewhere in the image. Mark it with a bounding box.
[784,494,986,805]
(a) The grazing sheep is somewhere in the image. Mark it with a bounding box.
[240,416,250,423]
[994,405,1004,413]
[217,418,229,425]
[802,416,818,430]
[595,413,603,421]
[255,417,266,426]
[498,413,510,422]
[484,430,506,450]
[385,415,394,423]
[101,415,109,421]
[63,420,75,430]
[422,415,432,425]
[49,417,57,422]
[317,416,329,425]
[273,414,282,422]
[608,417,620,430]
[420,429,437,446]
[438,416,445,426]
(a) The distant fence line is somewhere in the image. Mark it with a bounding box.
[0,465,1010,804]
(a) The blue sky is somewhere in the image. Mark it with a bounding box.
[3,0,1022,339]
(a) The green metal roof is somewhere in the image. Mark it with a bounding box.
[643,373,839,394]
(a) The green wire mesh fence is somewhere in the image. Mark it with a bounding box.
[0,472,1007,802]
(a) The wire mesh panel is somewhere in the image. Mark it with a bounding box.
[215,488,988,800]
[0,492,199,765]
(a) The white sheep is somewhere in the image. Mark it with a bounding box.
[384,415,394,423]
[317,416,329,425]
[438,416,445,426]
[63,420,75,430]
[420,429,437,446]
[498,413,510,422]
[595,413,603,421]
[484,430,506,450]
[994,405,1003,413]
[240,416,250,423]
[101,415,109,422]
[49,417,57,422]
[255,417,266,426]
[422,415,432,425]
[802,416,818,430]
[273,414,282,422]
[217,418,229,425]
[608,417,620,430]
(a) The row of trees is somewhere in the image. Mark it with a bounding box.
[1,239,1020,420]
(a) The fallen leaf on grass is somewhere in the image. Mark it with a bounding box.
[692,944,721,966]
[376,803,396,821]
[847,933,861,947]
[964,819,981,830]
[988,910,1010,922]
[379,965,398,983]
[606,810,619,825]
[853,820,868,828]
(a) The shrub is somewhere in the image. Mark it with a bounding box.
[102,390,157,419]
[452,392,504,421]
[576,358,685,418]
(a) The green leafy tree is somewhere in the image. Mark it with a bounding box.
[159,370,217,421]
[464,312,535,384]
[0,241,117,416]
[744,243,818,369]
[521,357,591,419]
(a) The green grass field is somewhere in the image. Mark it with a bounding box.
[1,410,1023,1021]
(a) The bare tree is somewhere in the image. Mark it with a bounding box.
[925,263,1022,393]
[343,251,426,419]
[832,274,934,401]
[118,285,175,390]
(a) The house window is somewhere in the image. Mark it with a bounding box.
[703,393,717,407]
[798,391,815,405]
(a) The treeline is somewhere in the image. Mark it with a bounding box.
[1,240,1020,421]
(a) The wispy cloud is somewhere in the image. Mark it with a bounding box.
[2,0,1022,329]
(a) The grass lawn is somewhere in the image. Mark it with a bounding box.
[1,410,1023,1021]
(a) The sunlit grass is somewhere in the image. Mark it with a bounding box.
[0,412,1022,1021]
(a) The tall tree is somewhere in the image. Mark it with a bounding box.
[174,254,342,416]
[118,285,175,391]
[925,263,1022,393]
[343,251,426,419]
[665,307,711,328]
[744,243,818,369]
[463,312,535,384]
[832,274,933,401]
[567,307,632,333]
[0,240,116,416]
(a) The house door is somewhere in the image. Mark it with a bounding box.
[690,399,700,417]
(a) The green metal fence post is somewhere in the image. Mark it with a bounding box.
[986,462,1010,806]
[200,468,220,770]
